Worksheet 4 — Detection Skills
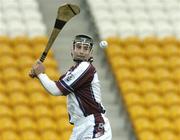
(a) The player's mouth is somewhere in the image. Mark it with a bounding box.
[77,55,85,59]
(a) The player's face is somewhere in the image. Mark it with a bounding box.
[72,41,92,61]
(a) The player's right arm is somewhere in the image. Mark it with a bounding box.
[37,73,63,96]
[29,60,63,96]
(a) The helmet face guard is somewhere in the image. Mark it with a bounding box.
[73,34,93,49]
[72,34,94,63]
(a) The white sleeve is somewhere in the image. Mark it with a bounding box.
[37,73,62,96]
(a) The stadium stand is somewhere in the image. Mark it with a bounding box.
[1,0,180,139]
[86,0,180,139]
[0,0,72,139]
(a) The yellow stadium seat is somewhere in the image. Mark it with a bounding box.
[129,56,148,69]
[115,68,134,82]
[13,105,33,118]
[0,93,9,105]
[148,56,167,69]
[6,80,25,94]
[40,130,60,140]
[17,117,37,131]
[169,105,180,119]
[143,44,162,57]
[0,130,20,140]
[53,105,68,119]
[120,80,140,93]
[11,36,29,46]
[134,68,153,82]
[123,36,141,46]
[30,93,50,106]
[57,117,73,132]
[20,130,40,140]
[162,44,180,57]
[0,56,17,69]
[173,118,180,133]
[106,37,122,45]
[31,45,41,59]
[133,117,153,133]
[0,82,5,93]
[124,44,143,57]
[14,44,32,57]
[158,80,177,93]
[142,36,159,46]
[37,117,57,132]
[160,36,178,46]
[30,36,48,46]
[143,92,163,107]
[138,130,158,140]
[0,44,14,57]
[44,57,58,69]
[172,68,180,82]
[17,56,34,69]
[110,56,130,71]
[33,105,52,118]
[149,105,168,119]
[168,56,180,69]
[158,131,178,140]
[139,80,158,93]
[3,67,21,81]
[31,44,53,58]
[9,91,29,106]
[21,67,33,82]
[153,68,172,82]
[105,44,125,58]
[0,117,17,131]
[163,92,180,106]
[0,35,9,45]
[0,74,2,81]
[46,68,60,80]
[62,130,72,140]
[50,96,66,106]
[26,80,45,94]
[123,92,144,107]
[153,117,174,132]
[128,105,149,120]
[0,105,13,117]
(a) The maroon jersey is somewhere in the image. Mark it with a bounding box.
[55,61,105,124]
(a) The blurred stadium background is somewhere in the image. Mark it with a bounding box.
[0,0,180,140]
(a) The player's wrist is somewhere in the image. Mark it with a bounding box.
[37,73,47,78]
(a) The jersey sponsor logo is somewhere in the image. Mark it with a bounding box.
[64,73,75,82]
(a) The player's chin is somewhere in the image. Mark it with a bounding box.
[75,56,85,60]
[73,56,88,62]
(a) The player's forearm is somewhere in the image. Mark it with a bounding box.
[37,73,62,96]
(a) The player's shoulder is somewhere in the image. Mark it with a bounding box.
[79,61,95,69]
[75,61,95,71]
[79,61,90,67]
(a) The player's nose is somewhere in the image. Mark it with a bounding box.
[79,47,84,54]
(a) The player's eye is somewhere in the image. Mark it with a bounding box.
[83,46,89,50]
[75,42,90,51]
[75,43,82,48]
[83,43,90,50]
